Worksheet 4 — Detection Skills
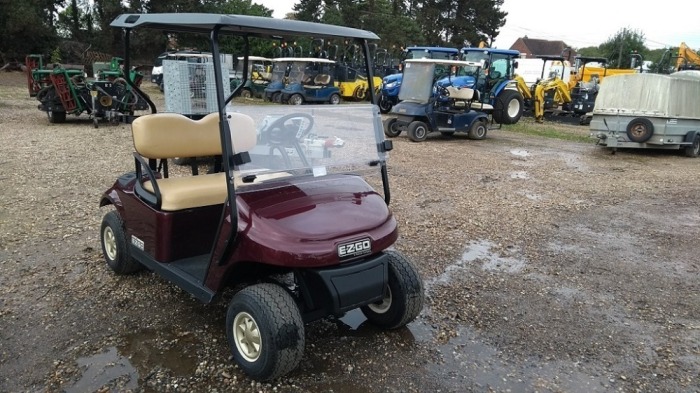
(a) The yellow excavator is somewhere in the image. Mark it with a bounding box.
[676,42,700,71]
[514,55,572,123]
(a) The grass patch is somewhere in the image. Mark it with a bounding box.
[502,119,592,143]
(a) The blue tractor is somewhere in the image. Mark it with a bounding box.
[378,46,459,114]
[382,59,491,142]
[458,47,524,125]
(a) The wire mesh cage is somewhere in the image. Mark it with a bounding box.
[163,60,231,115]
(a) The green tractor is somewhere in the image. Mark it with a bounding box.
[27,54,151,127]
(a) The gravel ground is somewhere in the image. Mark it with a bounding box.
[1,71,699,392]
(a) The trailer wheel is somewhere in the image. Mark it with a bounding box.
[407,121,429,142]
[684,134,700,157]
[47,109,66,124]
[492,90,523,125]
[100,211,142,275]
[226,283,304,381]
[626,118,654,143]
[383,118,401,137]
[467,119,488,140]
[361,251,424,329]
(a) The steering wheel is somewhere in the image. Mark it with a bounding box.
[261,112,315,144]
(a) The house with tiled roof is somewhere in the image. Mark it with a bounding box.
[509,36,578,60]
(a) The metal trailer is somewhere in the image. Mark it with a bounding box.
[590,71,700,157]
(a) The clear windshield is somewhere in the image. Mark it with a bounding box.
[398,62,435,103]
[287,62,310,84]
[271,62,287,82]
[226,104,386,193]
[462,51,489,63]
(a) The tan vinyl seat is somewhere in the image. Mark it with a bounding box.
[132,112,257,211]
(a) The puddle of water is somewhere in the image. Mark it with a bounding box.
[524,192,542,201]
[336,309,432,344]
[118,329,199,377]
[426,326,611,392]
[338,308,367,331]
[510,149,531,158]
[510,171,530,179]
[64,347,138,393]
[426,240,526,290]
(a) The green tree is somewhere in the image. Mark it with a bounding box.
[0,0,63,62]
[599,27,646,69]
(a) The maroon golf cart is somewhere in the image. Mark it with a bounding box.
[99,13,424,381]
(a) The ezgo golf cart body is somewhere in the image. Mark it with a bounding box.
[279,58,340,105]
[100,13,424,381]
[383,59,490,142]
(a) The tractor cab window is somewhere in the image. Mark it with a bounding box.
[488,55,512,79]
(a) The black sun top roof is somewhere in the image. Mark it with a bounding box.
[111,13,379,41]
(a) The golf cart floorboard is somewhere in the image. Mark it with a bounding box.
[131,246,215,302]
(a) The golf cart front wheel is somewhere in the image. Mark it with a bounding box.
[383,118,401,137]
[226,283,305,381]
[361,251,424,329]
[407,121,429,142]
[467,119,488,140]
[288,94,303,105]
[100,211,142,275]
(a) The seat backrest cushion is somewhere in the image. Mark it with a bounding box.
[314,74,331,85]
[132,112,221,159]
[446,86,475,100]
[132,112,258,159]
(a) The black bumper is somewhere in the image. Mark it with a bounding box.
[297,253,389,321]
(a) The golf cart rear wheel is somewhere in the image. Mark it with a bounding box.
[685,135,700,157]
[100,211,142,275]
[329,93,341,105]
[226,283,304,381]
[47,109,66,124]
[626,118,654,143]
[361,251,424,329]
[272,92,282,103]
[467,119,488,140]
[492,90,523,125]
[288,94,303,105]
[241,89,252,99]
[383,118,401,137]
[407,121,429,142]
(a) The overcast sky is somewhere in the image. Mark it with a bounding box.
[256,0,700,50]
